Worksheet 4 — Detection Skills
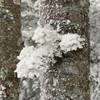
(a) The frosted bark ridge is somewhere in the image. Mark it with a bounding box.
[15,25,85,79]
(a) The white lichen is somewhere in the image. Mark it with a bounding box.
[15,23,85,79]
[60,33,85,53]
[32,24,60,45]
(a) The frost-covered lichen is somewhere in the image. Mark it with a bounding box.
[60,33,85,53]
[18,0,88,100]
[15,22,85,79]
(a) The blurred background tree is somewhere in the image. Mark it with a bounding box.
[0,0,21,100]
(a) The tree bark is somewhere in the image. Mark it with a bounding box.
[39,0,90,100]
[20,0,90,100]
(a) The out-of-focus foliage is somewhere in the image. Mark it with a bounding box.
[0,0,4,5]
[13,0,20,5]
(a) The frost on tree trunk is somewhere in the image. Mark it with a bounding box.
[18,0,90,100]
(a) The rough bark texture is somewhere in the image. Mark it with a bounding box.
[19,0,90,100]
[39,0,89,100]
[0,0,21,99]
[0,0,90,100]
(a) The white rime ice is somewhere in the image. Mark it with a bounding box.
[17,0,86,100]
[15,23,85,79]
[60,33,85,53]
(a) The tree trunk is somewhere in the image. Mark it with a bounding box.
[39,0,89,100]
[19,0,90,100]
[0,0,21,99]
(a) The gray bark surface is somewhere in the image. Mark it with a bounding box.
[39,0,89,100]
[20,0,90,100]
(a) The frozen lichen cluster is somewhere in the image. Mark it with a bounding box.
[60,33,85,53]
[0,8,14,21]
[15,21,85,79]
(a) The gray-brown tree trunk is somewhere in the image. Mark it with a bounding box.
[0,0,90,100]
[39,0,89,100]
[20,0,90,100]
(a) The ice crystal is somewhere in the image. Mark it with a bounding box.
[60,33,85,53]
